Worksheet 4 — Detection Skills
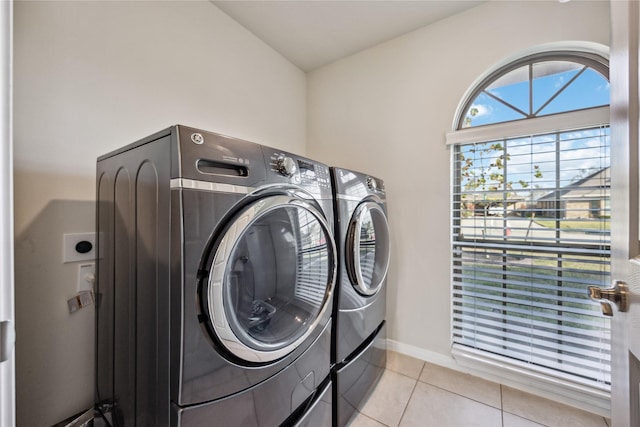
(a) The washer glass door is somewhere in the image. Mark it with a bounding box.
[207,194,336,363]
[346,200,390,296]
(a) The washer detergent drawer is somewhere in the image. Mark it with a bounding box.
[293,378,332,427]
[335,288,386,363]
[172,320,331,427]
[334,321,386,427]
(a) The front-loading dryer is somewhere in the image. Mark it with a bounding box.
[330,167,390,426]
[95,125,336,426]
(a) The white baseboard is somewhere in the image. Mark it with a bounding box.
[387,339,459,369]
[385,339,611,419]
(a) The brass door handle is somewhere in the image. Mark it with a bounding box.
[588,280,629,316]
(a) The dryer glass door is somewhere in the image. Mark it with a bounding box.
[207,195,336,363]
[347,201,390,296]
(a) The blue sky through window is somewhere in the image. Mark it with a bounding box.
[538,68,610,116]
[462,61,609,128]
[457,59,610,204]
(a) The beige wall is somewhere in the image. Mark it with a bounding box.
[13,1,305,425]
[12,0,613,424]
[307,0,610,359]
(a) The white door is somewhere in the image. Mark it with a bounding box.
[608,1,640,426]
[0,1,14,426]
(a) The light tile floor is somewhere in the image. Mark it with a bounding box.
[347,351,611,427]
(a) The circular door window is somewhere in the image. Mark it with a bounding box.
[206,195,336,363]
[346,201,390,296]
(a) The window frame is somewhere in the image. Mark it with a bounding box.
[447,49,612,417]
[454,51,609,131]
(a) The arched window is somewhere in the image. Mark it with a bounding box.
[448,50,611,406]
[458,52,609,128]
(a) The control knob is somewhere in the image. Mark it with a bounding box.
[366,177,378,191]
[276,156,297,177]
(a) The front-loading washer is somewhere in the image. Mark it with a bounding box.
[330,167,390,427]
[95,125,336,426]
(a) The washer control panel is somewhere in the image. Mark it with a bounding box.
[366,176,385,193]
[268,152,331,190]
[366,177,377,191]
[275,156,298,177]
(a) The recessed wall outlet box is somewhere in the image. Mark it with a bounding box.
[63,233,96,263]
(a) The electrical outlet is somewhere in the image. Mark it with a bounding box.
[63,233,96,263]
[77,263,95,292]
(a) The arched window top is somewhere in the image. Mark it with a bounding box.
[457,51,609,129]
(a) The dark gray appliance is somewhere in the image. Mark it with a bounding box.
[95,125,336,426]
[330,167,390,426]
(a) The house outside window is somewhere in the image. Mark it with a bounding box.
[448,50,611,404]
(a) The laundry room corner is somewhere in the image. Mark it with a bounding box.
[12,1,307,425]
[13,194,96,425]
[306,0,610,366]
[9,0,617,425]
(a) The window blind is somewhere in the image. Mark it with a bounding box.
[294,208,330,307]
[452,126,611,389]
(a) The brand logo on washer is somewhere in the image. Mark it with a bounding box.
[191,133,204,145]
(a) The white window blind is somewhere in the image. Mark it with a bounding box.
[294,208,330,307]
[452,126,611,390]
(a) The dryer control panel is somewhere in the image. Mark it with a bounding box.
[332,167,385,198]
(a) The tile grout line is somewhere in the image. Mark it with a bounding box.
[417,366,593,426]
[500,386,553,427]
[354,364,424,427]
[358,411,392,427]
[500,384,504,427]
[384,360,426,381]
[500,386,575,427]
[395,363,505,427]
[415,375,502,411]
[395,363,427,426]
[385,357,604,427]
[394,364,424,427]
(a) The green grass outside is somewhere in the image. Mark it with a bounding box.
[455,252,610,330]
[534,218,610,231]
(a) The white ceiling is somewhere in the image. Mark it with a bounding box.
[212,1,486,72]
